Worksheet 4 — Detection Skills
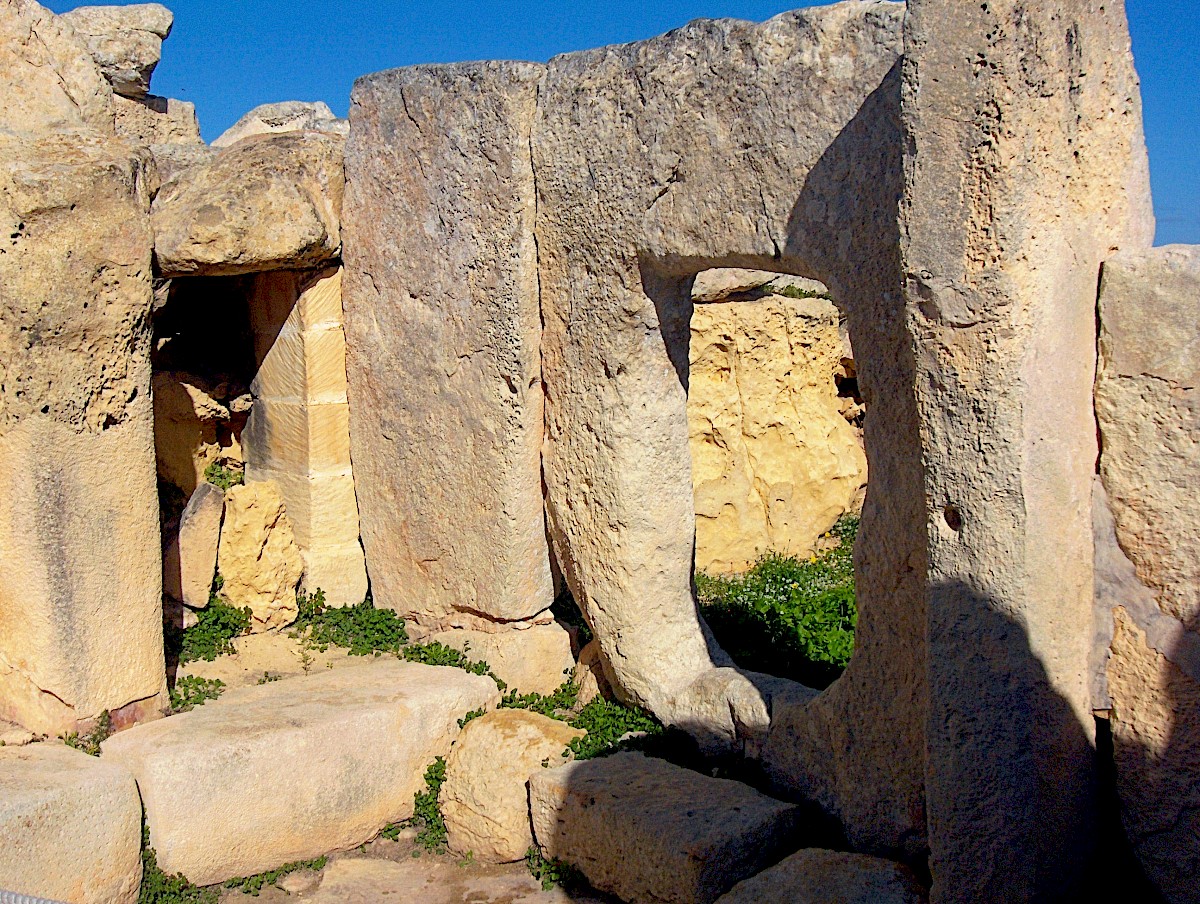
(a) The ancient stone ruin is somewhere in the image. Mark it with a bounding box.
[1,0,1196,902]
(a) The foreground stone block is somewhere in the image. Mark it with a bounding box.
[529,753,800,903]
[1097,246,1200,903]
[427,623,574,696]
[152,131,345,277]
[217,480,304,630]
[60,2,173,97]
[103,660,501,886]
[214,100,349,147]
[715,849,926,904]
[442,710,584,862]
[0,743,142,904]
[344,61,552,628]
[0,132,166,734]
[163,482,224,608]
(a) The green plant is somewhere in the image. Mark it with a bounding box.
[407,757,449,850]
[525,846,585,891]
[203,460,244,492]
[140,825,217,904]
[179,598,252,663]
[550,590,593,647]
[223,856,326,896]
[457,707,487,729]
[169,677,225,713]
[567,698,663,760]
[500,680,580,718]
[763,282,834,301]
[257,672,282,684]
[402,642,506,690]
[697,515,858,689]
[293,589,409,656]
[62,710,113,757]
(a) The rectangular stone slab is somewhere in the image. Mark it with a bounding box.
[529,752,801,904]
[102,660,501,885]
[0,743,142,904]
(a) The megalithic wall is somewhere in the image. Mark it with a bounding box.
[900,0,1154,899]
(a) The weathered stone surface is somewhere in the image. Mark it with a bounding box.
[113,92,202,146]
[574,639,615,706]
[531,2,926,857]
[689,293,866,573]
[175,630,361,691]
[163,481,224,608]
[152,370,235,496]
[216,480,304,630]
[427,623,574,696]
[0,0,114,136]
[60,3,172,97]
[0,743,142,904]
[441,710,584,862]
[213,100,349,147]
[1096,246,1200,904]
[715,848,926,904]
[900,0,1154,898]
[691,268,828,304]
[244,267,367,608]
[530,753,800,904]
[102,660,501,886]
[149,142,216,184]
[344,61,552,627]
[152,131,345,277]
[0,132,166,735]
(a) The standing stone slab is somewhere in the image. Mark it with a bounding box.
[163,481,224,608]
[900,0,1154,899]
[102,661,501,886]
[0,743,142,904]
[343,61,552,628]
[1096,246,1200,903]
[529,753,801,904]
[0,132,166,735]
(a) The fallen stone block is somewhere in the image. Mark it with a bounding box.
[163,481,224,608]
[715,849,927,903]
[217,480,304,631]
[441,710,584,862]
[529,752,801,903]
[0,743,142,904]
[102,660,500,886]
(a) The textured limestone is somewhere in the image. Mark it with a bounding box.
[213,100,349,147]
[103,661,501,886]
[900,0,1154,899]
[60,3,172,97]
[688,294,866,573]
[715,848,926,904]
[691,269,828,304]
[216,480,304,631]
[0,0,114,136]
[0,132,166,735]
[574,639,616,706]
[426,622,574,696]
[529,753,800,904]
[343,61,552,627]
[243,267,367,608]
[0,743,142,904]
[152,370,236,495]
[1096,246,1200,904]
[175,631,361,691]
[113,92,202,146]
[152,131,345,277]
[163,482,224,609]
[441,710,584,862]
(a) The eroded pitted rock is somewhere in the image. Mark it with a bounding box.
[60,2,173,98]
[216,480,304,630]
[715,849,926,904]
[213,100,349,147]
[152,131,345,277]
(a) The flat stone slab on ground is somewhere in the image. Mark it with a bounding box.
[715,848,927,903]
[529,752,802,904]
[103,660,500,886]
[0,743,142,904]
[175,630,362,690]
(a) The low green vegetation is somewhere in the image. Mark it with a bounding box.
[499,680,580,718]
[567,697,663,760]
[62,710,113,757]
[223,857,327,896]
[169,677,225,713]
[380,756,449,851]
[525,847,585,892]
[139,826,217,904]
[696,515,859,689]
[764,281,834,302]
[179,595,252,664]
[293,589,408,655]
[202,460,244,492]
[402,642,506,690]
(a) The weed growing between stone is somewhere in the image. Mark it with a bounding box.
[202,460,244,491]
[223,856,327,896]
[177,579,253,664]
[293,589,409,655]
[697,514,859,689]
[764,281,834,301]
[567,698,663,760]
[380,756,449,851]
[500,680,580,717]
[139,825,217,904]
[525,846,585,891]
[402,641,507,690]
[168,676,225,713]
[457,707,487,728]
[61,710,112,756]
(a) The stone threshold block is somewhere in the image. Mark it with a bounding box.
[529,752,802,904]
[102,660,501,886]
[0,743,142,904]
[715,848,927,903]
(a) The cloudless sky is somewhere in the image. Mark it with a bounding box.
[44,0,1198,244]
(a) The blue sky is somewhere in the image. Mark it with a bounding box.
[46,0,1198,244]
